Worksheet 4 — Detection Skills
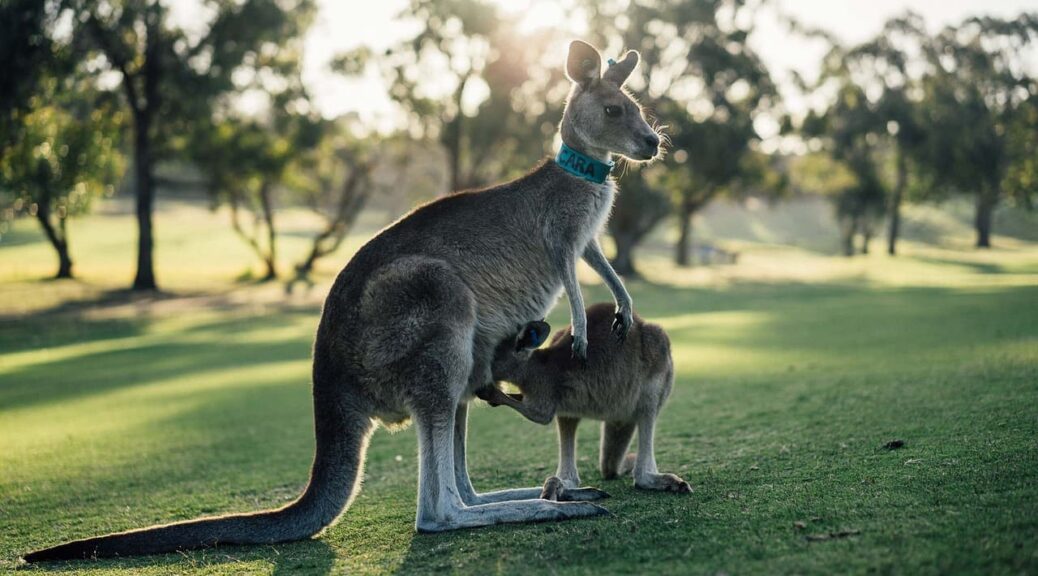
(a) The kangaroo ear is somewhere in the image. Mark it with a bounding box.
[602,50,639,87]
[516,320,552,351]
[566,40,602,86]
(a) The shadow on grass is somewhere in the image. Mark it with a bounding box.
[23,538,337,575]
[0,314,144,356]
[0,308,317,411]
[0,286,196,319]
[5,275,1037,413]
[909,255,1009,275]
[0,337,313,411]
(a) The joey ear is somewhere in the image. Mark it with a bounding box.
[566,40,602,86]
[602,50,639,86]
[516,320,552,351]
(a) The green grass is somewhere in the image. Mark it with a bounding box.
[1,200,1037,575]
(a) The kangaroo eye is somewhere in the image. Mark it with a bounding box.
[604,105,622,118]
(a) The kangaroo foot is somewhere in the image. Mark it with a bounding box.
[635,472,693,494]
[541,476,611,502]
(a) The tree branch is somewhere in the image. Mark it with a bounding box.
[84,12,141,115]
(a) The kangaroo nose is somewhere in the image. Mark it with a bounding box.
[645,134,660,150]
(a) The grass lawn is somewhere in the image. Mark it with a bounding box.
[1,200,1036,574]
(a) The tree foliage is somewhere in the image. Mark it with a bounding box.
[188,14,322,284]
[586,0,780,268]
[841,13,928,255]
[336,0,560,192]
[0,90,123,278]
[0,0,124,278]
[192,112,323,281]
[284,129,422,292]
[801,13,931,256]
[915,13,1038,247]
[60,0,316,289]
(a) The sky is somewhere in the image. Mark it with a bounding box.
[298,0,1036,127]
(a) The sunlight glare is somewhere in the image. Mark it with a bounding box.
[490,0,583,36]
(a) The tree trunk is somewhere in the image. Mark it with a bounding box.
[34,191,74,279]
[291,164,373,288]
[228,192,279,281]
[131,10,160,292]
[841,216,856,257]
[258,181,277,281]
[675,201,694,267]
[55,216,72,278]
[131,110,157,290]
[611,233,639,278]
[974,186,996,249]
[887,150,906,256]
[444,75,468,193]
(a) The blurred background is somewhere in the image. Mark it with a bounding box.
[1,0,1035,297]
[1,1,1037,574]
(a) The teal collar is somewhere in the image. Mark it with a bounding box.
[555,143,613,184]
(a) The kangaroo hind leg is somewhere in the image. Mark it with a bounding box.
[453,402,549,505]
[632,412,692,494]
[415,402,609,532]
[600,421,636,480]
[371,260,607,531]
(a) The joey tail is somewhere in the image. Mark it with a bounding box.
[23,386,373,562]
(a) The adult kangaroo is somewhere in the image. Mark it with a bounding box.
[24,40,661,562]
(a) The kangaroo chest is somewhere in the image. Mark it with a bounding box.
[480,179,615,331]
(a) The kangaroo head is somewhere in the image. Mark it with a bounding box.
[490,320,552,382]
[560,40,660,162]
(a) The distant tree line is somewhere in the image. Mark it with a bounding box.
[798,12,1038,255]
[1,0,1035,288]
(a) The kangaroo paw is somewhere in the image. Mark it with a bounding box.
[540,476,566,501]
[636,472,694,494]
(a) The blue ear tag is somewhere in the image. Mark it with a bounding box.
[607,58,617,67]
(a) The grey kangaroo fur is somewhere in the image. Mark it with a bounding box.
[480,303,692,495]
[23,40,662,562]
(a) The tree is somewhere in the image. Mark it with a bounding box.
[586,0,779,268]
[0,0,123,278]
[668,104,770,265]
[802,14,937,257]
[0,0,57,143]
[842,13,928,255]
[284,127,376,292]
[806,55,895,255]
[607,170,672,277]
[0,92,123,278]
[285,131,421,292]
[336,0,559,193]
[193,108,323,282]
[917,14,1038,248]
[185,0,318,282]
[63,0,315,290]
[786,151,863,254]
[1002,93,1038,211]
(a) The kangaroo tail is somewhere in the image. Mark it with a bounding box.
[23,395,373,562]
